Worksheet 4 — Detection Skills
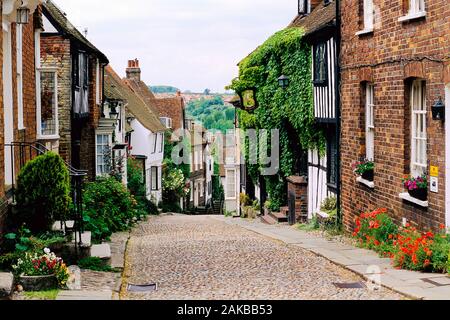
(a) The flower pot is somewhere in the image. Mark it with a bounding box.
[408,188,428,201]
[361,170,374,182]
[19,274,58,291]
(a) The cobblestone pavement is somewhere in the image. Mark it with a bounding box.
[121,214,405,300]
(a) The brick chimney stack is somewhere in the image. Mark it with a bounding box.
[126,58,141,82]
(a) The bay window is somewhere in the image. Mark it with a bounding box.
[366,84,375,161]
[411,80,427,177]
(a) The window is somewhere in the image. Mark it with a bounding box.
[16,24,24,129]
[411,80,427,177]
[366,84,375,161]
[159,133,164,153]
[226,169,236,199]
[39,70,58,137]
[327,134,338,187]
[408,0,425,15]
[298,0,308,14]
[151,166,159,190]
[152,134,157,154]
[314,42,327,85]
[96,134,111,176]
[363,0,374,30]
[160,117,173,129]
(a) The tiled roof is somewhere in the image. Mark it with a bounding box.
[288,1,336,36]
[104,66,165,133]
[42,0,108,63]
[124,79,185,132]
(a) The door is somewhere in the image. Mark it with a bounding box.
[446,85,450,229]
[194,181,199,207]
[3,24,14,188]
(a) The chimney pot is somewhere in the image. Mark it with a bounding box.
[126,58,142,81]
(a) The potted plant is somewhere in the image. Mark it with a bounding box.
[353,159,375,182]
[12,248,70,291]
[402,174,428,201]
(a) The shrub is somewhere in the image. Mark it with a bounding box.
[127,158,158,216]
[353,208,399,255]
[240,193,252,206]
[83,177,138,242]
[14,153,71,233]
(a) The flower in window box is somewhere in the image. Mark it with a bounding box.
[402,174,428,201]
[352,159,374,181]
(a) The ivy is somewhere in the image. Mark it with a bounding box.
[227,27,325,211]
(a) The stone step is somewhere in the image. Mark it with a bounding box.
[260,214,277,225]
[72,231,92,248]
[90,243,112,260]
[269,211,288,223]
[0,273,14,299]
[280,206,289,214]
[52,220,75,232]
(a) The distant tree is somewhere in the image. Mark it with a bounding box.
[149,86,180,94]
[204,88,211,95]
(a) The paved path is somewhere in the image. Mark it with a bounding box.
[120,214,404,300]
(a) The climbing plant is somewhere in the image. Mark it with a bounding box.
[227,27,325,211]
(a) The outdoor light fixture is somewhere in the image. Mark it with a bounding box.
[16,2,30,24]
[278,75,290,89]
[432,97,445,121]
[126,115,135,124]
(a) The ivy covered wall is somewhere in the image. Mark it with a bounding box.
[227,27,324,211]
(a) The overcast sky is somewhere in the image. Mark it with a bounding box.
[53,0,297,93]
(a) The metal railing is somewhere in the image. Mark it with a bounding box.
[4,141,88,252]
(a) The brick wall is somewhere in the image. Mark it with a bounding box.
[40,35,72,163]
[340,0,450,232]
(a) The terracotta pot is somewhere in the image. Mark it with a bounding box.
[408,188,427,201]
[19,274,58,291]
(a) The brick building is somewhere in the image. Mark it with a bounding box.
[40,0,109,180]
[1,0,41,233]
[340,0,450,231]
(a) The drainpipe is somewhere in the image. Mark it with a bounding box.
[335,0,342,227]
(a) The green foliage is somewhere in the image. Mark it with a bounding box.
[127,158,158,216]
[149,85,180,94]
[14,153,71,233]
[240,193,252,206]
[353,160,374,176]
[23,290,59,300]
[227,27,324,210]
[185,96,235,132]
[83,177,139,243]
[212,176,224,201]
[77,257,121,273]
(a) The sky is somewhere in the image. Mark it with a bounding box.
[53,0,297,93]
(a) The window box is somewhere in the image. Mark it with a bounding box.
[407,188,427,201]
[398,11,426,22]
[357,176,375,189]
[399,192,428,208]
[361,170,374,182]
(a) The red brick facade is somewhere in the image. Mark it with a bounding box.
[340,0,450,232]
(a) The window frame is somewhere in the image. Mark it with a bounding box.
[313,42,328,86]
[151,166,159,191]
[410,79,427,177]
[409,0,426,15]
[363,0,374,31]
[16,23,24,130]
[37,68,59,140]
[225,169,237,200]
[95,133,112,176]
[365,83,375,161]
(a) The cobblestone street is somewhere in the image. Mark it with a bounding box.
[120,214,405,300]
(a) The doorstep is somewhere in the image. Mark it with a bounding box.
[222,217,450,300]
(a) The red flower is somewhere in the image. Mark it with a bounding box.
[440,224,446,230]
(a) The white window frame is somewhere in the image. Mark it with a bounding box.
[16,23,24,129]
[225,169,236,200]
[95,133,112,176]
[409,0,426,15]
[411,80,427,177]
[159,133,164,153]
[151,166,159,190]
[366,84,375,161]
[363,0,374,30]
[37,67,59,139]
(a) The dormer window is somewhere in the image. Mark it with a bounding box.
[160,117,173,129]
[298,0,308,14]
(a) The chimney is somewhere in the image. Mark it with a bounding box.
[126,58,141,81]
